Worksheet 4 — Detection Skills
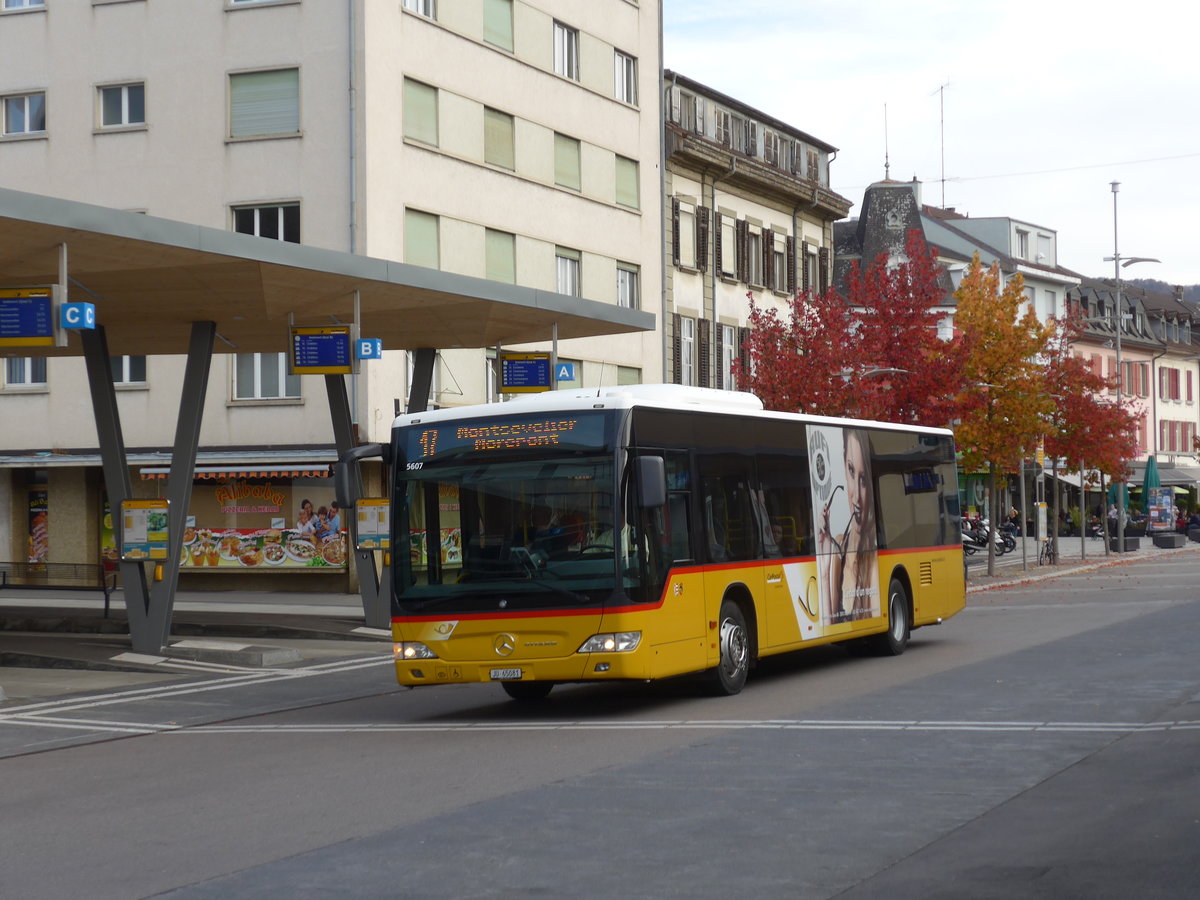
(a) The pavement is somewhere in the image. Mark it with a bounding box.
[2,533,1197,706]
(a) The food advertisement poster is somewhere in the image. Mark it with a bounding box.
[121,499,170,561]
[179,527,347,570]
[28,490,48,564]
[355,498,390,550]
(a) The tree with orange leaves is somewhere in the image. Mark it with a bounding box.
[953,254,1054,574]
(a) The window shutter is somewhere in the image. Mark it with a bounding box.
[736,219,748,282]
[670,87,681,125]
[671,198,681,267]
[818,246,830,292]
[713,213,723,276]
[801,241,811,291]
[671,313,682,384]
[715,322,725,388]
[232,69,300,138]
[694,97,706,135]
[698,318,711,388]
[697,206,710,273]
[785,235,796,293]
[762,229,774,290]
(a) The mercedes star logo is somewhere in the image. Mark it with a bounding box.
[493,633,516,656]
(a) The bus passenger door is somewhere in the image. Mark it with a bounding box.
[757,453,819,649]
[696,454,763,663]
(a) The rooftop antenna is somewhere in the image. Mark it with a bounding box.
[883,103,890,180]
[933,81,950,207]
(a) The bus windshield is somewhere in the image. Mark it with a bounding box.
[395,455,632,614]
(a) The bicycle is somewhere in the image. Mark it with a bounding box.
[1037,539,1057,566]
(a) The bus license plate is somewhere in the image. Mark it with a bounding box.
[490,668,522,681]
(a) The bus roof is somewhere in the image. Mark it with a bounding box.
[393,384,954,437]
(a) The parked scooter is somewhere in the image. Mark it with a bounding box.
[962,517,1009,555]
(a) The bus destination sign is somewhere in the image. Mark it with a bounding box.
[405,412,608,461]
[0,288,56,348]
[291,326,353,375]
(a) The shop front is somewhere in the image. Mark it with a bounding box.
[115,465,352,590]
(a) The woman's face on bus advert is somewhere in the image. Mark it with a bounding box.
[845,434,869,536]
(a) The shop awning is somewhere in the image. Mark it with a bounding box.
[139,466,330,480]
[1127,460,1200,487]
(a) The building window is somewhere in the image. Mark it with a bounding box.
[1037,233,1052,264]
[402,0,436,19]
[614,51,637,105]
[98,83,145,128]
[680,316,695,385]
[676,202,696,269]
[772,236,787,290]
[617,263,639,309]
[553,21,579,80]
[484,107,514,170]
[403,78,438,146]
[720,216,736,276]
[5,357,46,387]
[3,1,45,10]
[3,91,46,135]
[235,352,299,400]
[719,324,736,390]
[229,68,299,139]
[556,247,581,297]
[483,0,513,52]
[746,229,763,286]
[617,365,640,386]
[615,156,639,209]
[554,133,580,191]
[110,355,147,385]
[1015,229,1029,260]
[404,209,440,269]
[485,228,515,284]
[233,203,300,242]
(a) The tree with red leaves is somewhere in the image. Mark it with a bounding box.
[737,230,962,426]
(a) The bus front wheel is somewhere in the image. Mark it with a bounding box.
[707,599,750,696]
[502,681,554,702]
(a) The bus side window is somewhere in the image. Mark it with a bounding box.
[756,453,814,558]
[697,454,758,563]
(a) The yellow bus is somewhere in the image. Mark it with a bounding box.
[351,385,964,701]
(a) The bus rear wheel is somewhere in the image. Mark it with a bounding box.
[707,599,749,696]
[502,681,554,702]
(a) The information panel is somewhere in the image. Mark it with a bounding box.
[501,353,552,393]
[291,326,353,375]
[121,499,170,561]
[0,288,56,348]
[355,498,391,550]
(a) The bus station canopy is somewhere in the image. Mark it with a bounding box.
[0,186,654,357]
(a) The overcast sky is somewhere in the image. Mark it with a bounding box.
[664,1,1200,286]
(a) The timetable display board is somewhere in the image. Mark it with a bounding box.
[291,326,353,375]
[501,352,552,393]
[355,498,391,550]
[0,287,57,348]
[121,499,170,561]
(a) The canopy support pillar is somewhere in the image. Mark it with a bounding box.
[326,374,389,628]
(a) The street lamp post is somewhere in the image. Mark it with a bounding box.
[1104,181,1160,553]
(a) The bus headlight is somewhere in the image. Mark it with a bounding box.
[578,632,641,653]
[395,641,438,660]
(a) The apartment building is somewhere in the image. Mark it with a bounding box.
[0,0,662,583]
[662,71,851,388]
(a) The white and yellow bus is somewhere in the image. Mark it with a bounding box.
[353,385,964,701]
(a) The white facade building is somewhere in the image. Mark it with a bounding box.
[0,0,662,580]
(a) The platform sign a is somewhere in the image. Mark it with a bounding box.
[0,287,60,348]
[290,326,353,375]
[501,352,552,393]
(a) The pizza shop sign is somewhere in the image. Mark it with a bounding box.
[214,480,287,515]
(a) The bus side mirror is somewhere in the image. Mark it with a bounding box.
[334,442,390,508]
[636,455,666,509]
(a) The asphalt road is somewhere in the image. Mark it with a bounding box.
[2,554,1198,899]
